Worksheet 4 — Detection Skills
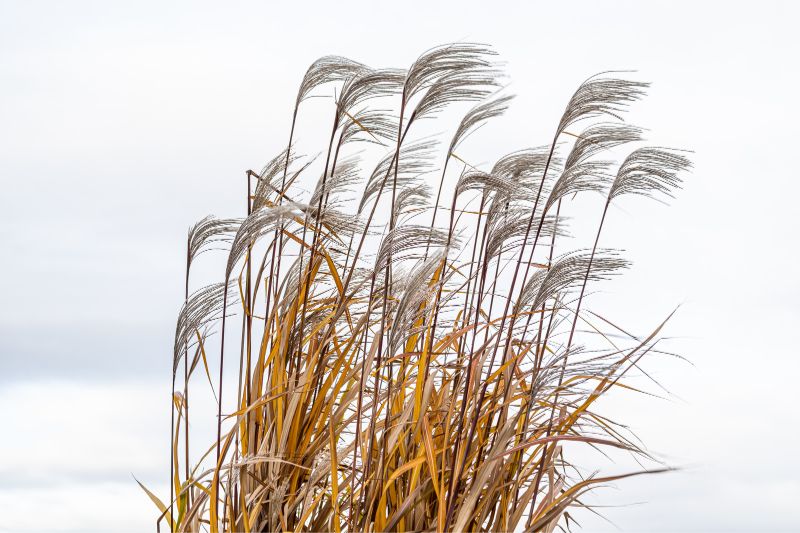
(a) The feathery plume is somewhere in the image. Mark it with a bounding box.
[188,216,242,267]
[557,73,649,136]
[609,147,693,201]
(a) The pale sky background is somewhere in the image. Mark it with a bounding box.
[1,1,799,532]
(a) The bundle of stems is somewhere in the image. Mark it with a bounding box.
[143,43,691,532]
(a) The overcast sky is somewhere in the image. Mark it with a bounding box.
[1,1,798,532]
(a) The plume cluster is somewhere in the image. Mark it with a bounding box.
[149,43,691,533]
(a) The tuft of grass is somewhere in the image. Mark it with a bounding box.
[145,43,691,532]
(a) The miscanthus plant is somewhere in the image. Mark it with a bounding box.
[141,43,691,532]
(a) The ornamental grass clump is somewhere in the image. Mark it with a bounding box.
[143,43,691,532]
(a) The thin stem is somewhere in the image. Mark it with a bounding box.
[527,196,610,525]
